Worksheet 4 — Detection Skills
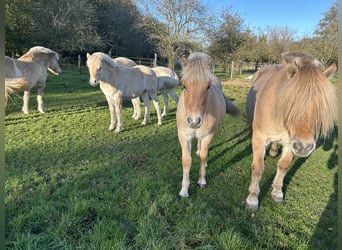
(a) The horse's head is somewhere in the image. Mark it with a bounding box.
[47,53,62,75]
[86,53,104,86]
[279,62,337,157]
[180,52,215,129]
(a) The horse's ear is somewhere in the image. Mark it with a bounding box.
[180,55,188,68]
[323,64,337,79]
[208,56,215,67]
[86,53,91,59]
[287,63,298,78]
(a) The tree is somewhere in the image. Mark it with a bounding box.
[91,0,155,57]
[5,0,103,55]
[137,0,211,69]
[208,9,251,72]
[312,1,337,65]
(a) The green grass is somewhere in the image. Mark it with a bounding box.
[5,65,337,249]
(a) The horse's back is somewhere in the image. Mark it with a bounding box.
[152,66,179,89]
[246,65,283,124]
[113,57,137,67]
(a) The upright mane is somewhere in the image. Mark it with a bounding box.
[20,46,59,60]
[181,52,217,84]
[277,63,336,139]
[92,52,119,68]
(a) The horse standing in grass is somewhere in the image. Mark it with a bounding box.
[152,66,179,117]
[177,52,240,197]
[86,52,162,132]
[5,46,61,114]
[113,56,141,120]
[245,52,337,211]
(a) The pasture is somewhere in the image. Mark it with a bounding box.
[5,64,337,249]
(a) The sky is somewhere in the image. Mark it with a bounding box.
[209,0,335,38]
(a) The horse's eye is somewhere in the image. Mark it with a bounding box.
[207,85,210,90]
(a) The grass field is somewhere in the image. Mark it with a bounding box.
[5,65,338,249]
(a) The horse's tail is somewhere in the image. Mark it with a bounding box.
[246,86,256,125]
[5,78,29,106]
[224,96,240,116]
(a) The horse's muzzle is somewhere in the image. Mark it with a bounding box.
[290,140,316,157]
[89,79,99,87]
[186,116,202,129]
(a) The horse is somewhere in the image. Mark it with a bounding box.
[5,46,61,114]
[152,66,179,117]
[113,56,141,120]
[245,52,337,211]
[86,52,162,132]
[177,52,240,197]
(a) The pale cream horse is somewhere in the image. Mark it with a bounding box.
[152,66,179,117]
[5,46,61,114]
[113,56,141,120]
[128,66,180,118]
[86,52,162,132]
[177,52,240,197]
[245,52,337,211]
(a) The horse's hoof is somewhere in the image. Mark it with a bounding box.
[244,201,259,211]
[197,183,206,188]
[271,194,284,203]
[179,190,189,198]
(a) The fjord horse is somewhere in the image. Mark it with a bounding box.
[86,52,162,132]
[5,46,61,114]
[177,52,240,197]
[245,52,337,210]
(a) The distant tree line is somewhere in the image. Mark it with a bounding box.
[5,0,337,69]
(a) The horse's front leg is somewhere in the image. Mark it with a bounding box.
[22,90,30,114]
[113,95,123,133]
[150,93,162,126]
[197,134,214,188]
[271,146,293,202]
[37,86,45,113]
[178,133,192,197]
[105,95,116,131]
[245,134,266,211]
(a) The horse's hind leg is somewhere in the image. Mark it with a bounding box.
[269,142,278,157]
[161,89,168,117]
[22,90,30,114]
[140,93,151,125]
[197,134,214,188]
[271,146,293,203]
[245,134,265,211]
[131,97,141,120]
[150,93,162,126]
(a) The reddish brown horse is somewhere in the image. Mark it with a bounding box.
[245,52,337,210]
[177,52,239,197]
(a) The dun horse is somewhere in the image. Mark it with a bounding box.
[177,52,240,197]
[245,52,337,210]
[5,46,61,114]
[86,52,162,132]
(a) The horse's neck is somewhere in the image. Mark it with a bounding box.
[19,53,49,68]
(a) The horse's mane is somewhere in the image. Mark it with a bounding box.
[20,46,59,61]
[277,63,336,139]
[181,52,218,84]
[92,52,120,69]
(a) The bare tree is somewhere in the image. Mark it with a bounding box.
[137,0,211,68]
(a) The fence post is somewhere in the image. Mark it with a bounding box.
[153,53,157,67]
[78,54,81,74]
[230,61,234,80]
